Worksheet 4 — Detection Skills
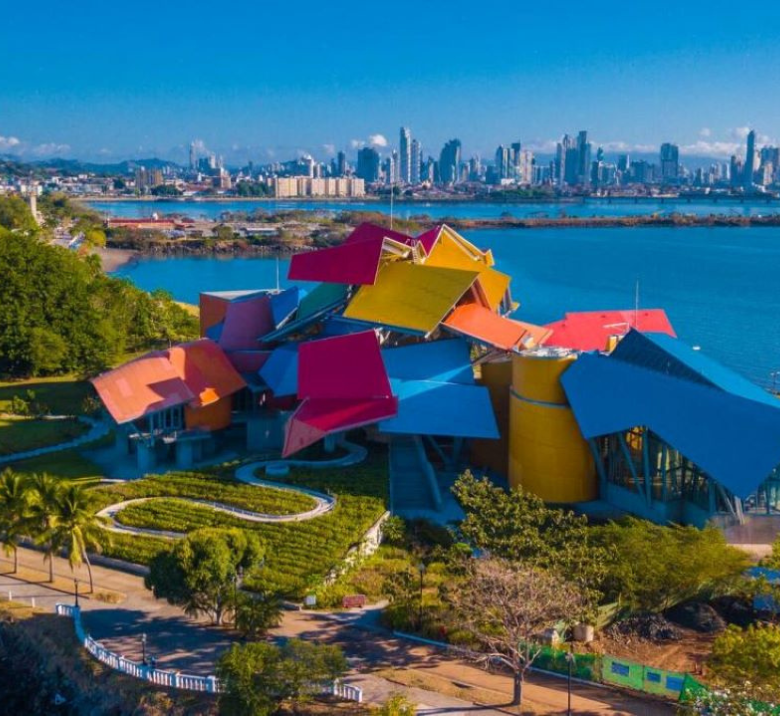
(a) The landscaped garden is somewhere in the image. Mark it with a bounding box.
[90,459,389,597]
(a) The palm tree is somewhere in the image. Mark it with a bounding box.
[26,473,62,582]
[50,483,106,593]
[0,469,29,573]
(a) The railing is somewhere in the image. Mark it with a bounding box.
[54,603,362,701]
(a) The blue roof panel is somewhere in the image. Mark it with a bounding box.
[381,339,475,385]
[379,379,498,438]
[270,287,300,329]
[613,331,778,408]
[258,344,299,396]
[561,350,780,498]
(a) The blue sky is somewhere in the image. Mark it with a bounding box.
[2,0,780,163]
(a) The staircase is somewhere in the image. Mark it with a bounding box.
[389,436,441,513]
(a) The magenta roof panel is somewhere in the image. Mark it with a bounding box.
[288,237,385,285]
[298,330,391,400]
[218,294,275,350]
[344,222,416,247]
[414,225,443,255]
[282,396,398,456]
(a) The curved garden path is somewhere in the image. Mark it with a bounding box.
[96,439,368,538]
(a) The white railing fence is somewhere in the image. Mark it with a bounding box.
[54,603,362,702]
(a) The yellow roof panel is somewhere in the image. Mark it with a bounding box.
[423,230,510,311]
[344,262,479,334]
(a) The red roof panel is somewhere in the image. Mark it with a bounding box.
[544,309,676,352]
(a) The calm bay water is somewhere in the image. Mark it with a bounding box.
[113,226,780,388]
[88,197,780,221]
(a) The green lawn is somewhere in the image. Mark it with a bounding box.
[0,418,89,456]
[92,459,389,598]
[6,446,105,484]
[0,377,94,416]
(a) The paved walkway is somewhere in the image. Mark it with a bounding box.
[4,546,673,714]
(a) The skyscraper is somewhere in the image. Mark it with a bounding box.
[660,143,680,182]
[189,142,197,171]
[337,151,347,177]
[399,127,412,184]
[410,139,422,184]
[356,147,380,183]
[577,130,591,186]
[439,139,461,185]
[744,130,757,189]
[556,134,575,187]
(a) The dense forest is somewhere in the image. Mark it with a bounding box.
[0,195,198,378]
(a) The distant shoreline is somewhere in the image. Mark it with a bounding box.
[96,211,780,274]
[80,194,780,206]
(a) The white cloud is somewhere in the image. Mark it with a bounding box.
[368,134,388,148]
[523,139,558,153]
[679,140,741,158]
[730,126,751,140]
[699,127,712,138]
[0,135,21,151]
[350,139,365,150]
[597,140,657,153]
[322,143,336,156]
[29,142,71,157]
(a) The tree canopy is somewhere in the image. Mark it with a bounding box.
[216,639,347,716]
[145,528,264,625]
[0,209,197,377]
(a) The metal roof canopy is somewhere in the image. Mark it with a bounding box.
[561,331,780,499]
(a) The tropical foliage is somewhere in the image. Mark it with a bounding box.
[216,640,347,716]
[0,468,107,586]
[0,197,198,377]
[145,528,265,625]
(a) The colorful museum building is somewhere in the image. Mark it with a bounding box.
[91,223,780,528]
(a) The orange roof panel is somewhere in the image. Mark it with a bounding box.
[91,354,194,425]
[167,339,246,408]
[444,304,550,351]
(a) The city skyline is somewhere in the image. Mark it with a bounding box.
[4,0,780,162]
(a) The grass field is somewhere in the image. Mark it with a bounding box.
[0,376,95,416]
[92,459,388,598]
[0,418,89,456]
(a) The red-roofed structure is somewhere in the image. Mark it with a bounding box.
[543,309,676,352]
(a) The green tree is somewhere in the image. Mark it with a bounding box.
[709,624,780,699]
[593,518,749,612]
[371,694,417,716]
[27,327,68,375]
[234,590,283,639]
[0,469,29,573]
[145,528,264,625]
[452,471,607,619]
[83,228,107,248]
[0,195,37,233]
[49,483,106,593]
[26,473,62,582]
[216,639,347,716]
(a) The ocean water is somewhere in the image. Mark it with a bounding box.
[88,197,780,221]
[113,225,780,388]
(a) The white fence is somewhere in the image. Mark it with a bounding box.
[54,603,362,701]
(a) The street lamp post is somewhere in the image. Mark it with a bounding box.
[74,578,79,608]
[417,562,426,630]
[565,643,576,716]
[141,633,147,666]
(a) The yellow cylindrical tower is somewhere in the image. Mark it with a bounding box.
[508,350,597,503]
[471,359,512,476]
